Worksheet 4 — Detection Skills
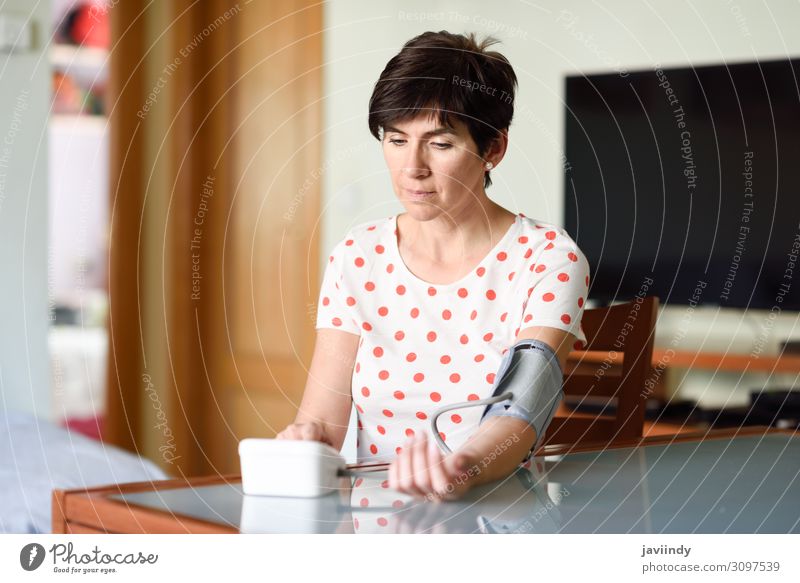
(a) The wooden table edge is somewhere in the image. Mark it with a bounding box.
[53,473,242,534]
[65,493,238,534]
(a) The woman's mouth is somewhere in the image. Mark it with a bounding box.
[405,189,435,200]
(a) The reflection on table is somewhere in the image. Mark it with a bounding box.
[110,433,800,534]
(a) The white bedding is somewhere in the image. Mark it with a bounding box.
[0,410,168,533]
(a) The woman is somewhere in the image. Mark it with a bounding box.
[277,31,590,503]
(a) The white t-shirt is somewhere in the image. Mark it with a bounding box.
[315,212,590,464]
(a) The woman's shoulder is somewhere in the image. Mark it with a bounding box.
[518,214,579,245]
[328,215,395,259]
[516,214,589,271]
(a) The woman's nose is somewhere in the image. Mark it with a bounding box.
[401,145,430,178]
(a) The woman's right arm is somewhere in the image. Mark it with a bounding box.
[275,328,360,452]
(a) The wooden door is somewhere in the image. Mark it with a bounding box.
[208,0,324,474]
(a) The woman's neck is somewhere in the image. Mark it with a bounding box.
[398,203,515,265]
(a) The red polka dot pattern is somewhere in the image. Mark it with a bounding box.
[314,214,590,462]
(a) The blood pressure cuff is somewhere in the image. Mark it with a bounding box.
[479,339,564,453]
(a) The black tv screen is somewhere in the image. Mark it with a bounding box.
[564,58,800,310]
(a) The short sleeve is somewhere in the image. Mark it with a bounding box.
[520,231,590,346]
[315,239,361,335]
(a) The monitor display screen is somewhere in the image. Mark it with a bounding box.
[564,58,800,310]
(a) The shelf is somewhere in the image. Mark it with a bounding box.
[49,43,109,71]
[653,349,800,374]
[568,349,800,374]
[50,114,108,132]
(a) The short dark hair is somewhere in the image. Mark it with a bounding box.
[368,31,518,188]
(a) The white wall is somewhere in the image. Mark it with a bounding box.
[0,0,51,416]
[321,0,799,425]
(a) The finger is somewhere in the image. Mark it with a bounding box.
[398,437,426,497]
[427,439,451,501]
[299,423,322,442]
[411,434,433,496]
[277,426,297,440]
[313,422,334,446]
[288,424,306,439]
[398,437,425,497]
[319,425,334,446]
[388,456,399,490]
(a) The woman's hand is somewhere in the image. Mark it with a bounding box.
[388,432,478,502]
[275,420,333,446]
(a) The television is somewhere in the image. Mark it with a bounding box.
[564,57,800,310]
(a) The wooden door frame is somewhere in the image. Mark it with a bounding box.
[106,1,235,476]
[105,0,147,455]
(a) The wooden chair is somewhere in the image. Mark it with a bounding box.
[541,296,660,448]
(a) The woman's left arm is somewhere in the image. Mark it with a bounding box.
[388,326,575,501]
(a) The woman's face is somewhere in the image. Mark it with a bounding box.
[381,113,489,221]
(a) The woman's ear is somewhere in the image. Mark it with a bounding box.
[485,129,509,167]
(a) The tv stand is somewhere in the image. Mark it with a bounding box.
[567,348,800,400]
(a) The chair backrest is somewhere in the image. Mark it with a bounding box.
[541,295,660,448]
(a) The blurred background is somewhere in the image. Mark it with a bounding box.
[0,0,798,480]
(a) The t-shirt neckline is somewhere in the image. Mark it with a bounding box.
[390,213,521,290]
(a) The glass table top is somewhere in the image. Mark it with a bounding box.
[110,434,800,533]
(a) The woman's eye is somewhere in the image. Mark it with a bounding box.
[386,139,450,149]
